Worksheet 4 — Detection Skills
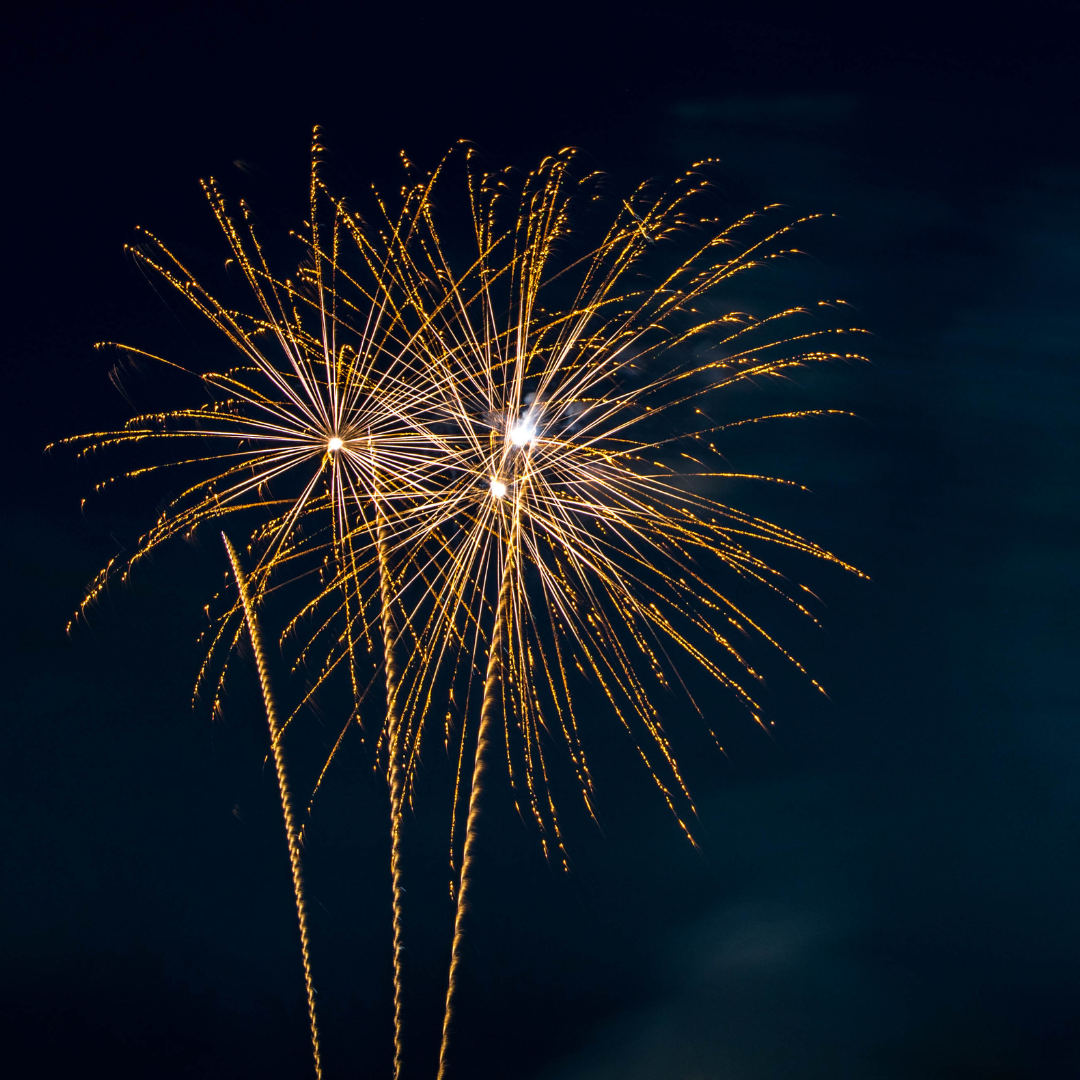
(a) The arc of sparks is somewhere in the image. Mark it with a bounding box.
[223,532,323,1080]
[58,137,869,1079]
[437,503,520,1079]
[375,466,409,1080]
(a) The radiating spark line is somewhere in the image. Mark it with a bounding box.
[377,472,409,1080]
[224,533,323,1080]
[437,521,519,1080]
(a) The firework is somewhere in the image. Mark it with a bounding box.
[345,145,868,1075]
[56,134,865,1076]
[52,135,443,1077]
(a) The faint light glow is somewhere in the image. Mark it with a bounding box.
[490,478,507,499]
[508,418,536,447]
[327,436,343,451]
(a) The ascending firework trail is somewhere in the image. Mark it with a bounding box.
[224,533,322,1079]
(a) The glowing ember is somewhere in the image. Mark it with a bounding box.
[508,418,536,447]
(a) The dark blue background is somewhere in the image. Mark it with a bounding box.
[3,2,1078,1076]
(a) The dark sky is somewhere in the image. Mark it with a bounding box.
[4,2,1079,1077]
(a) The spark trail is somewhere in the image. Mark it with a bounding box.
[224,533,323,1078]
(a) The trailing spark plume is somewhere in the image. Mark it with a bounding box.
[224,533,323,1079]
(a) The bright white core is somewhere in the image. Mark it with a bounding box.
[509,419,537,447]
[327,436,344,452]
[490,479,508,499]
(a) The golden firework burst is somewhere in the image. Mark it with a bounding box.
[332,145,868,1075]
[56,136,866,1080]
[52,135,446,1079]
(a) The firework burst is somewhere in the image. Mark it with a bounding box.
[51,137,444,1078]
[56,136,866,1078]
[342,145,868,1074]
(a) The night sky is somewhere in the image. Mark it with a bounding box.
[4,2,1079,1077]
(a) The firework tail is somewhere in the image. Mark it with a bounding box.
[436,536,517,1080]
[223,533,323,1080]
[377,499,408,1080]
